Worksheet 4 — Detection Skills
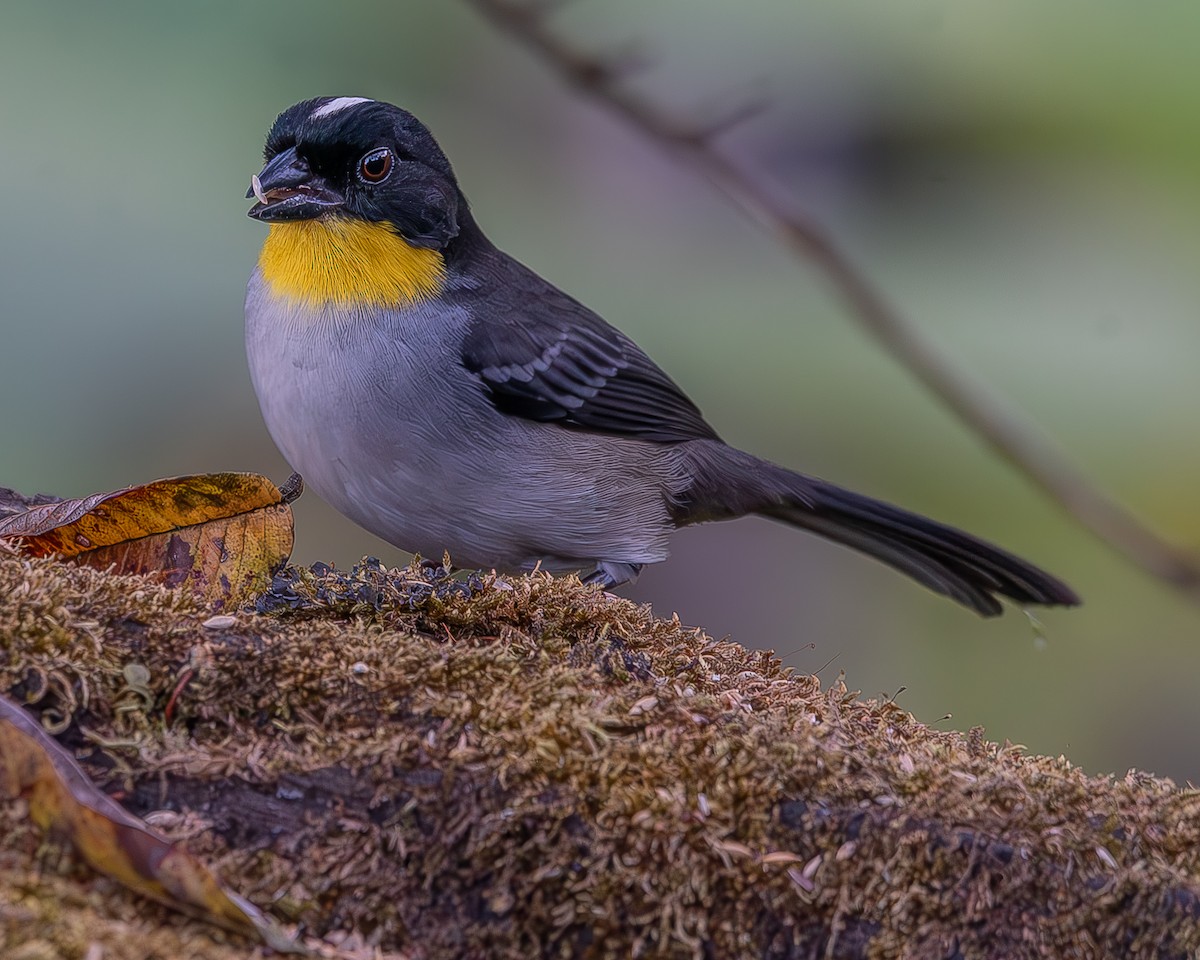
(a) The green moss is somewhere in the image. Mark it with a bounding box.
[1,547,1198,958]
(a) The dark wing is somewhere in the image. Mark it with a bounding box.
[459,261,719,444]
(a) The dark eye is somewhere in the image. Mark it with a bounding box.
[358,148,393,183]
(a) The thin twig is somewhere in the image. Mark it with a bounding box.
[465,0,1200,596]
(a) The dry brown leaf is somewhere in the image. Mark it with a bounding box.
[0,473,296,609]
[0,694,302,952]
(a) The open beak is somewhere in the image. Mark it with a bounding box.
[246,146,343,222]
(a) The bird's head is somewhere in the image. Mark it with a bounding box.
[248,98,471,308]
[248,96,462,251]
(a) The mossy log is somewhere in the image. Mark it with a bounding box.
[1,541,1198,959]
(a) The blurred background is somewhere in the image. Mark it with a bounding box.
[3,0,1199,780]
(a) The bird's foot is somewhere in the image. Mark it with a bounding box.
[583,561,644,590]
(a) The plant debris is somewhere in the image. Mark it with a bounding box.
[0,473,295,610]
[1,548,1199,958]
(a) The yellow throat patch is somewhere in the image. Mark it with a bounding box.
[258,218,446,308]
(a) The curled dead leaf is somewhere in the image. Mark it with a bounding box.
[0,473,296,610]
[0,695,302,952]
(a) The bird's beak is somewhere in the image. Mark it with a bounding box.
[246,146,344,222]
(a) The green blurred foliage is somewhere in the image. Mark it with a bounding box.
[2,0,1199,779]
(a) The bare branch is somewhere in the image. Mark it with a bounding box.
[464,0,1200,596]
[694,96,770,143]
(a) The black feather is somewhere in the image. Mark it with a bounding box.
[676,444,1080,617]
[764,478,1080,616]
[459,256,720,443]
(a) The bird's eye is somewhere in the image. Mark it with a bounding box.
[358,148,393,183]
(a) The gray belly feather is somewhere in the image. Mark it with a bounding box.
[244,271,683,571]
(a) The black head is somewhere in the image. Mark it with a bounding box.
[247,97,463,250]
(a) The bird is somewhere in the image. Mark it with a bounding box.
[244,96,1079,617]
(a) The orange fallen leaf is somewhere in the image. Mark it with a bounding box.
[0,473,297,610]
[0,695,302,952]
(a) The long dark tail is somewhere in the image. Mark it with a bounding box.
[680,444,1080,617]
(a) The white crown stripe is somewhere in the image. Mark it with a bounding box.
[311,97,373,119]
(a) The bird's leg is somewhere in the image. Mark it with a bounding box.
[583,561,643,590]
